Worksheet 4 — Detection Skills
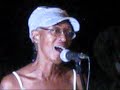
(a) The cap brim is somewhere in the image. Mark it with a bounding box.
[42,17,80,32]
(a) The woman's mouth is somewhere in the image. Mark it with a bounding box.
[54,46,65,53]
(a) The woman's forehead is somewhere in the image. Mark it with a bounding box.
[54,20,73,29]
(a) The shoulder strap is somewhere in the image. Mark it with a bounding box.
[73,69,76,90]
[12,71,24,90]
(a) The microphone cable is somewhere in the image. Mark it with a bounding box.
[86,56,91,90]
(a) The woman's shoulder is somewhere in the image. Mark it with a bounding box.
[0,64,29,89]
[0,73,17,89]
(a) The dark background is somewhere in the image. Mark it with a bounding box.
[0,0,120,89]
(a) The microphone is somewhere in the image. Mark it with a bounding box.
[60,49,89,62]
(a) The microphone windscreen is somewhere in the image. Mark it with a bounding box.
[60,49,70,62]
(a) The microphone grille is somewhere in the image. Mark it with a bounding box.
[60,49,70,62]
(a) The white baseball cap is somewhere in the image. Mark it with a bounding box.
[28,6,80,39]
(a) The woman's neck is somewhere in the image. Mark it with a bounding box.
[31,58,64,80]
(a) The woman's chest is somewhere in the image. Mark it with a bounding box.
[23,77,73,89]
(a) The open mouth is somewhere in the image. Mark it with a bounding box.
[54,46,65,53]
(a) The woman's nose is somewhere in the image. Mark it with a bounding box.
[59,33,67,42]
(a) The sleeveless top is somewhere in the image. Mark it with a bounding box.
[12,69,77,90]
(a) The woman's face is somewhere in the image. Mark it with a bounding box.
[34,21,74,64]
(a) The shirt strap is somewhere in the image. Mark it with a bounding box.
[73,69,76,90]
[12,71,24,90]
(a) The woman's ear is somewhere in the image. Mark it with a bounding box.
[31,30,40,43]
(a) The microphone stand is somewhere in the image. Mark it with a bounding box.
[75,59,86,90]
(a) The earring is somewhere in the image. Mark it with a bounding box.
[33,36,39,43]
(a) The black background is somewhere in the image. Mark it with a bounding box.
[0,0,120,89]
[0,0,119,61]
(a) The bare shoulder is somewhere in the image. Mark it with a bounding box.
[0,73,17,89]
[66,69,83,90]
[69,69,83,90]
[0,64,31,90]
[76,74,83,90]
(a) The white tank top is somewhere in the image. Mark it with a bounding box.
[12,69,77,90]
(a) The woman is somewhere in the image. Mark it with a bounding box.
[0,6,83,90]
